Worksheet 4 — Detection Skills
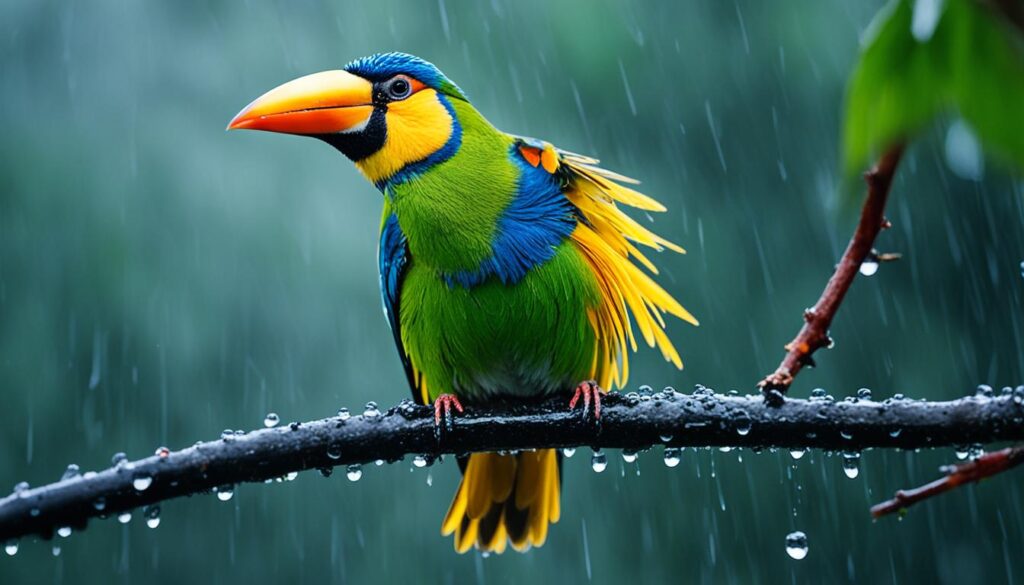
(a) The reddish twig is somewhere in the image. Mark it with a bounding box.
[758,146,905,398]
[871,445,1024,518]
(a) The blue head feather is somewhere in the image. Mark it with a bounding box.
[345,53,465,100]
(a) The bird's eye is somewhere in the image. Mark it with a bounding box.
[385,76,413,100]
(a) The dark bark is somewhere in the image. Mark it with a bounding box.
[2,388,1023,542]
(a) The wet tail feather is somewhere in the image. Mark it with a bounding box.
[442,450,560,553]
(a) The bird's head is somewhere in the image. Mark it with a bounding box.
[228,52,466,186]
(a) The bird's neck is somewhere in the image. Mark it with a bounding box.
[386,102,517,275]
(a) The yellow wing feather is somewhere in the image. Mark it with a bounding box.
[555,147,698,389]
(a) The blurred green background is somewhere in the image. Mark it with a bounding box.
[2,0,1023,583]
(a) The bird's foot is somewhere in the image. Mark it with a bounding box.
[569,380,605,422]
[433,394,465,437]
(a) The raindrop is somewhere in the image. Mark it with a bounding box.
[637,384,653,394]
[785,531,809,560]
[93,497,107,511]
[51,545,60,557]
[284,471,298,481]
[413,455,428,468]
[889,428,903,438]
[975,384,994,398]
[363,402,381,419]
[954,446,970,460]
[263,413,280,428]
[659,434,673,443]
[810,388,826,400]
[789,449,806,460]
[12,481,29,497]
[562,447,576,458]
[944,119,984,181]
[132,474,153,491]
[61,464,81,481]
[5,539,17,556]
[111,452,129,468]
[155,446,170,458]
[842,451,861,479]
[346,465,363,482]
[859,260,879,277]
[840,430,853,440]
[856,388,872,401]
[57,526,71,538]
[375,459,385,466]
[144,505,161,528]
[622,449,638,463]
[326,444,342,460]
[591,450,608,473]
[215,485,234,501]
[117,511,132,524]
[734,412,752,436]
[663,447,681,467]
[337,407,351,420]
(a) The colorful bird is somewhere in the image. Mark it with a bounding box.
[229,52,697,553]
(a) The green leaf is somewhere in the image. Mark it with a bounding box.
[842,0,1024,174]
[946,0,1024,170]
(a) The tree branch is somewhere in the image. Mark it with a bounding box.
[2,387,1022,543]
[759,145,905,398]
[870,444,1024,519]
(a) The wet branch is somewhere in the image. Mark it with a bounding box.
[2,388,1023,542]
[759,146,905,398]
[871,444,1024,518]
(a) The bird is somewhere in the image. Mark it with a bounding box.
[228,52,697,553]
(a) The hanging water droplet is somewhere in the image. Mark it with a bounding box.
[263,413,280,428]
[659,434,673,443]
[61,464,81,481]
[840,430,853,440]
[363,402,381,419]
[215,485,234,501]
[30,507,40,517]
[622,449,638,463]
[889,428,903,438]
[132,474,153,491]
[719,446,732,453]
[337,407,350,421]
[93,497,107,511]
[663,447,681,467]
[56,526,71,538]
[117,511,132,524]
[285,471,298,481]
[591,450,607,473]
[954,446,970,460]
[5,539,18,556]
[789,449,806,460]
[144,505,161,528]
[375,459,385,466]
[562,447,576,458]
[734,411,752,436]
[859,260,879,276]
[346,464,363,482]
[413,455,428,468]
[842,451,861,479]
[51,545,61,557]
[785,531,809,560]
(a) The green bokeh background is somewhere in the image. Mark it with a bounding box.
[2,1,1023,583]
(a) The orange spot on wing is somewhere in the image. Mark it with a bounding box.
[519,145,542,167]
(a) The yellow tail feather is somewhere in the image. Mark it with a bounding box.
[442,450,560,553]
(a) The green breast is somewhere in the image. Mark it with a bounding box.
[399,240,600,402]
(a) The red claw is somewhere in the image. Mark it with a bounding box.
[433,394,464,433]
[569,380,605,421]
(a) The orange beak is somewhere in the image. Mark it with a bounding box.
[227,70,375,135]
